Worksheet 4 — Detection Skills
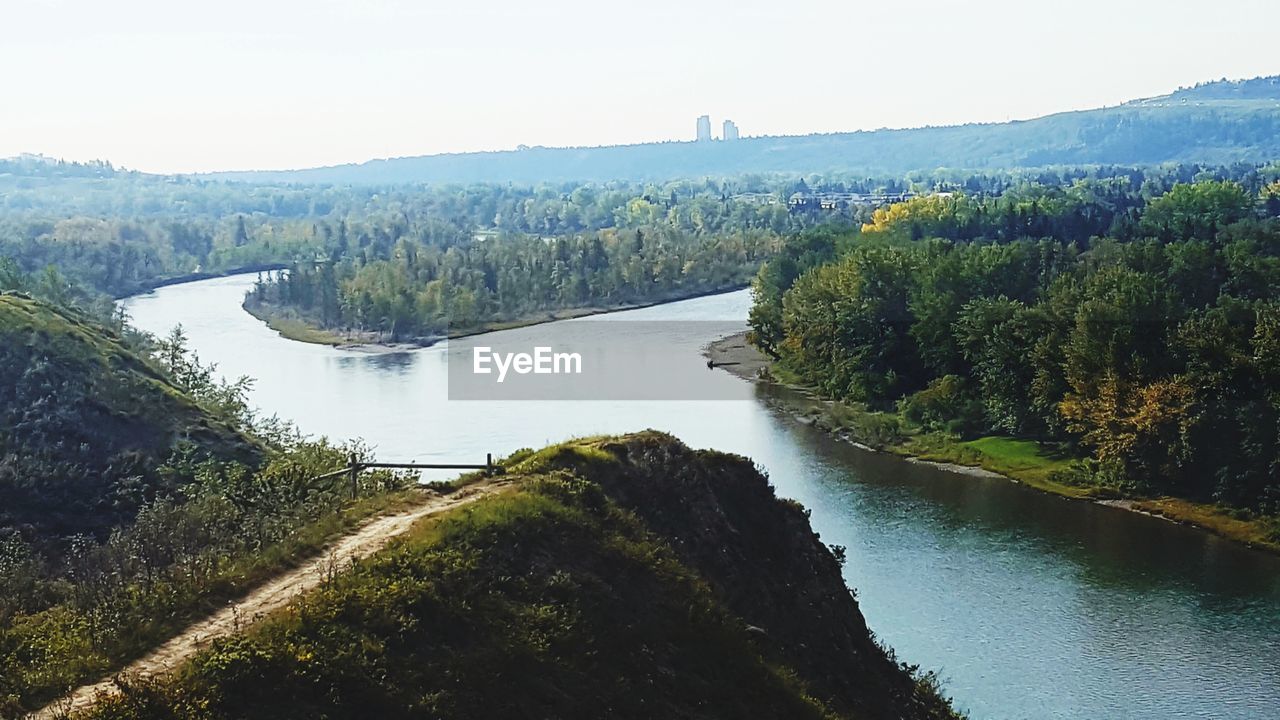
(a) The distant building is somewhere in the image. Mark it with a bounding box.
[723,119,739,141]
[696,115,712,142]
[729,192,780,205]
[786,191,917,211]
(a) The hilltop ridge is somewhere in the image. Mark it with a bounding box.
[1140,75,1280,103]
[204,76,1280,185]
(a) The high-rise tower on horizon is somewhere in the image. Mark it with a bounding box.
[696,115,712,142]
[723,119,739,141]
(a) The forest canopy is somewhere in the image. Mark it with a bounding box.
[750,171,1280,513]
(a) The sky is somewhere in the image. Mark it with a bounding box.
[2,0,1277,174]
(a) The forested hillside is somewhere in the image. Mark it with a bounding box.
[10,146,1280,348]
[213,77,1280,185]
[73,433,960,720]
[749,171,1280,525]
[0,295,410,716]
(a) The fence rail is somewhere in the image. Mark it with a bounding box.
[314,453,499,499]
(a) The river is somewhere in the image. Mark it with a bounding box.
[121,274,1280,720]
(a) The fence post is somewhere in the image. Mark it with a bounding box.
[349,453,359,500]
[486,452,493,475]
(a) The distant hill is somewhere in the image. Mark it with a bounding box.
[0,293,259,540]
[211,76,1280,185]
[80,433,961,720]
[1155,76,1280,103]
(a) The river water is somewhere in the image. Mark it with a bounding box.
[122,274,1280,720]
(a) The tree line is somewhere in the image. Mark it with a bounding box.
[247,164,1280,340]
[0,169,843,305]
[5,156,1276,308]
[251,225,779,339]
[751,172,1280,513]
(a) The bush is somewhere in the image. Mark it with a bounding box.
[848,411,905,449]
[899,375,985,437]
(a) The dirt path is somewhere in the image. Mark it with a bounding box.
[32,480,511,720]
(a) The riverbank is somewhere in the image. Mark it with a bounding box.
[244,284,750,350]
[114,263,290,300]
[242,300,383,347]
[706,331,1280,555]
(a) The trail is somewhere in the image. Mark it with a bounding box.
[32,480,511,719]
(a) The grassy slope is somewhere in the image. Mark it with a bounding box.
[5,489,425,716]
[0,292,260,538]
[80,434,960,720]
[0,292,275,713]
[905,436,1085,497]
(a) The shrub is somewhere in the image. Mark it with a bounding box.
[899,375,985,437]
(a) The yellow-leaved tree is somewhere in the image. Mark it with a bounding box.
[1059,373,1196,489]
[860,194,977,243]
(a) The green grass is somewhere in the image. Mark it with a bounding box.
[905,433,1280,551]
[844,412,1279,549]
[501,437,619,475]
[242,301,354,346]
[1129,498,1280,551]
[0,294,261,537]
[261,315,351,345]
[901,434,1089,498]
[3,488,428,715]
[78,478,842,720]
[962,437,1073,478]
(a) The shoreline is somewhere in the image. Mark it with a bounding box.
[244,284,750,351]
[705,331,1280,556]
[114,263,290,300]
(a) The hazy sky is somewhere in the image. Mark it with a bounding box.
[3,0,1276,173]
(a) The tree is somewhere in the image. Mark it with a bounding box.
[1059,374,1196,491]
[1140,181,1254,243]
[234,215,251,247]
[780,247,922,406]
[1262,181,1280,217]
[954,297,1041,435]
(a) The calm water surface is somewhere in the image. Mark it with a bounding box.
[122,275,1280,720]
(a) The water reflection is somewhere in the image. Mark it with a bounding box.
[757,382,1280,597]
[334,350,419,373]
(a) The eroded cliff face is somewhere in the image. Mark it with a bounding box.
[540,432,957,720]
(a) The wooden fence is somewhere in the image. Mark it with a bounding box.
[312,453,499,499]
